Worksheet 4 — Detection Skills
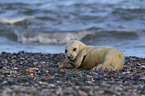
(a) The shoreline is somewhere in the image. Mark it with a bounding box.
[0,51,145,96]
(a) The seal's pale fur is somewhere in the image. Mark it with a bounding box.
[59,40,124,71]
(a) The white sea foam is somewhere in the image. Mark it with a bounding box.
[14,29,142,45]
[0,17,35,24]
[16,31,95,44]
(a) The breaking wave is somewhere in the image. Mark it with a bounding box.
[10,29,144,45]
[15,30,95,44]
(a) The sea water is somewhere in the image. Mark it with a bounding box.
[0,0,145,57]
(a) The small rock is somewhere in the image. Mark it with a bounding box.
[26,69,34,72]
[98,90,104,94]
[79,90,87,96]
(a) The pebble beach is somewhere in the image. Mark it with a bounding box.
[0,51,144,96]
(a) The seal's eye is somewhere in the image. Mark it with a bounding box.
[73,48,77,51]
[65,49,67,53]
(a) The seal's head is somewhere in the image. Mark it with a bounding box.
[65,40,86,61]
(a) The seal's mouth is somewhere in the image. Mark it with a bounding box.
[69,56,77,61]
[69,57,75,61]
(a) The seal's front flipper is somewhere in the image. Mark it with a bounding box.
[59,60,75,68]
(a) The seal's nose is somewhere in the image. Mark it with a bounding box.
[67,55,73,59]
[67,56,71,59]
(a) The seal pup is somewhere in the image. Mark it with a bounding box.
[59,40,124,71]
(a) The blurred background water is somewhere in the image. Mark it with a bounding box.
[0,0,145,57]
